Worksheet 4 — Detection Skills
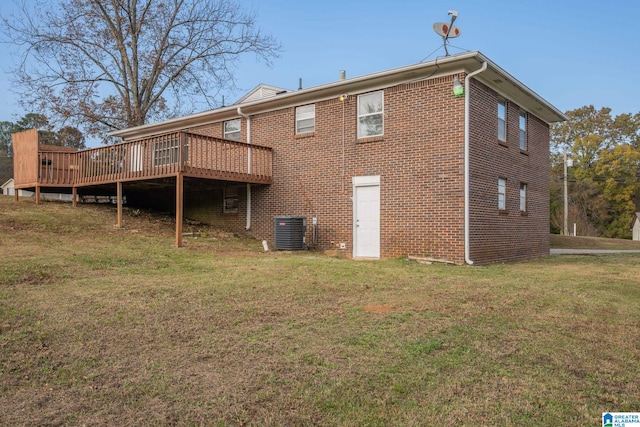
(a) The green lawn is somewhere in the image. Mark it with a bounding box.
[1,197,639,426]
[551,234,640,250]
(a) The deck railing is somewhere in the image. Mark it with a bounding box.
[183,133,273,182]
[36,131,273,187]
[38,151,79,186]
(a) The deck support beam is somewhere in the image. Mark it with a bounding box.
[72,187,78,207]
[176,173,184,248]
[116,181,123,228]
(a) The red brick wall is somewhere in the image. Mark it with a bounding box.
[183,74,550,264]
[184,184,248,231]
[468,80,550,263]
[246,75,467,262]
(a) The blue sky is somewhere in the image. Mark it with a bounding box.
[1,0,639,145]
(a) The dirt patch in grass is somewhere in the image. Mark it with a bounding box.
[363,305,394,313]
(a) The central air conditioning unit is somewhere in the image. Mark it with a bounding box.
[274,216,307,250]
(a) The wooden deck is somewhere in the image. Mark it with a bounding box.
[14,130,273,189]
[12,129,273,248]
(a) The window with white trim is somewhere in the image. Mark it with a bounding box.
[296,104,315,134]
[519,111,527,151]
[223,187,239,213]
[153,137,179,166]
[520,183,527,212]
[498,178,507,210]
[357,91,384,138]
[498,100,506,142]
[224,119,241,141]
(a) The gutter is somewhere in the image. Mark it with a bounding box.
[464,61,488,265]
[237,107,252,230]
[109,52,565,142]
[108,52,489,140]
[473,52,567,123]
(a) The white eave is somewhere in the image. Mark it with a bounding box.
[110,51,567,141]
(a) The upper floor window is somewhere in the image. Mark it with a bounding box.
[498,178,507,210]
[224,119,241,141]
[358,91,384,138]
[498,100,506,142]
[519,111,527,151]
[296,104,315,134]
[520,183,527,212]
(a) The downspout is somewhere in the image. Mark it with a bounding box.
[237,107,251,230]
[464,61,488,265]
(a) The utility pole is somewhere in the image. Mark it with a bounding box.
[563,150,572,236]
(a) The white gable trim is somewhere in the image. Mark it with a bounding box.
[235,84,289,105]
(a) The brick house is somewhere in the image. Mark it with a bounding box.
[13,51,566,264]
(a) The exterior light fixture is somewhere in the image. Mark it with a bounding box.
[452,76,464,96]
[339,94,348,102]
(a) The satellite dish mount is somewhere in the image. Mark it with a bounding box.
[432,10,461,56]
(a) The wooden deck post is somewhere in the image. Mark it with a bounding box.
[176,173,184,247]
[72,187,77,207]
[116,181,123,228]
[35,185,41,204]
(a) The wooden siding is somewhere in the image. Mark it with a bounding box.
[13,130,272,189]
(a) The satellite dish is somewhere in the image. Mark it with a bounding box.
[432,10,461,56]
[432,22,461,38]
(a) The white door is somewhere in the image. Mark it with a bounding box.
[353,176,380,258]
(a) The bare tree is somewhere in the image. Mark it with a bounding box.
[55,126,86,149]
[2,0,280,142]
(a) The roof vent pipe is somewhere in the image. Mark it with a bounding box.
[340,70,346,80]
[298,78,302,90]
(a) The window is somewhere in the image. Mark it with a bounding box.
[498,178,506,210]
[296,104,315,134]
[498,100,506,142]
[358,91,384,138]
[519,111,527,151]
[223,187,239,213]
[153,138,179,166]
[224,119,241,141]
[520,183,527,212]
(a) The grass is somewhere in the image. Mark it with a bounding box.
[551,234,640,250]
[1,196,640,426]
